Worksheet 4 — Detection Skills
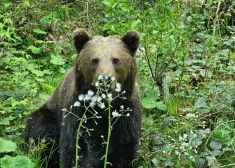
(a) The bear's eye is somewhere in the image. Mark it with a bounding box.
[91,58,99,65]
[112,58,119,65]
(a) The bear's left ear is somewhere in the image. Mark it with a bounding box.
[121,30,140,54]
[73,29,92,52]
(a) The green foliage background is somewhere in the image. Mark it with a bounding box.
[0,0,235,167]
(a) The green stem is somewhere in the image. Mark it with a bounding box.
[104,100,112,168]
[75,106,89,168]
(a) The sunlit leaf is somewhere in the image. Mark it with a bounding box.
[151,158,158,166]
[27,45,42,54]
[141,94,157,109]
[0,155,34,168]
[0,138,17,153]
[33,29,47,35]
[50,51,65,65]
[31,69,44,77]
[0,118,10,125]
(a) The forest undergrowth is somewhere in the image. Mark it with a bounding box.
[0,0,235,167]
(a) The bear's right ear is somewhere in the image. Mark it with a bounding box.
[73,29,92,52]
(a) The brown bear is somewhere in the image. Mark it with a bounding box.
[24,29,142,168]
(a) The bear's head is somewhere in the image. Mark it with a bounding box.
[73,29,140,98]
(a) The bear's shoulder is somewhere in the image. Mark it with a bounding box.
[46,68,77,111]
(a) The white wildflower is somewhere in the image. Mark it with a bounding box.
[88,90,94,96]
[78,94,84,101]
[182,142,188,147]
[74,101,81,107]
[97,96,102,102]
[175,150,179,155]
[101,94,106,99]
[111,76,115,81]
[179,136,183,141]
[120,105,124,109]
[95,81,99,87]
[91,95,98,102]
[112,110,120,117]
[100,103,105,109]
[89,101,96,108]
[126,113,130,117]
[115,82,121,92]
[185,113,196,119]
[98,75,103,80]
[85,94,91,101]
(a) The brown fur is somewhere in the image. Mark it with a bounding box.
[25,29,141,168]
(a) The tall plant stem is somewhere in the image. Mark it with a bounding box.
[104,100,112,168]
[75,107,89,168]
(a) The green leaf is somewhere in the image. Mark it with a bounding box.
[194,97,207,107]
[41,83,55,93]
[155,101,167,111]
[27,45,42,54]
[151,158,158,166]
[230,99,235,110]
[131,20,141,29]
[206,156,216,165]
[162,116,175,131]
[50,51,65,65]
[23,0,30,7]
[200,69,212,78]
[164,159,174,167]
[40,11,61,25]
[195,157,205,168]
[141,94,158,109]
[0,118,10,125]
[211,149,221,156]
[33,29,47,35]
[0,138,17,153]
[31,69,44,77]
[3,1,12,7]
[222,147,234,152]
[0,155,34,168]
[210,140,222,150]
[163,0,172,4]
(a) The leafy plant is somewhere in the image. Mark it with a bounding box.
[0,138,34,168]
[0,155,34,168]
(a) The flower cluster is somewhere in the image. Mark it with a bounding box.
[171,128,210,160]
[72,74,130,119]
[185,113,198,119]
[74,90,105,109]
[69,74,132,167]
